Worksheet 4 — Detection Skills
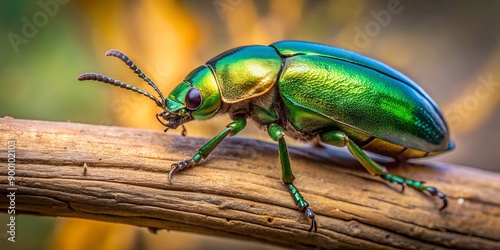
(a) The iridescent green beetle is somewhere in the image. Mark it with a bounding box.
[78,40,454,232]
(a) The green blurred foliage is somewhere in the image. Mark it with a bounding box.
[0,215,55,250]
[0,1,110,124]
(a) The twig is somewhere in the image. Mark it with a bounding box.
[0,118,499,249]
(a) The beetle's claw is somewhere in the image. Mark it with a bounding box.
[181,125,187,136]
[168,164,179,183]
[304,207,317,232]
[308,218,317,233]
[399,183,406,193]
[168,159,196,183]
[426,186,448,211]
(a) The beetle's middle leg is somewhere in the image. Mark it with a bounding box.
[268,124,317,232]
[319,130,447,210]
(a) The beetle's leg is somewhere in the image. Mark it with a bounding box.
[268,124,317,232]
[319,130,447,210]
[168,115,247,181]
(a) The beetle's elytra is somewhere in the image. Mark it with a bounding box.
[78,40,454,232]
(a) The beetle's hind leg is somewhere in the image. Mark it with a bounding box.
[319,130,447,210]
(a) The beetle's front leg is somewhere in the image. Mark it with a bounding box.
[319,130,448,210]
[268,124,317,232]
[168,115,247,181]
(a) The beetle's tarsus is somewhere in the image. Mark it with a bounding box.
[425,186,448,210]
[304,207,317,232]
[168,159,196,182]
[381,174,447,210]
[381,174,405,192]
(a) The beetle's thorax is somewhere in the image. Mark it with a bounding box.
[206,45,282,104]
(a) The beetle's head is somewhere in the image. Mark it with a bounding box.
[158,66,221,132]
[77,50,221,136]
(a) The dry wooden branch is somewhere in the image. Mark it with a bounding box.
[0,117,499,249]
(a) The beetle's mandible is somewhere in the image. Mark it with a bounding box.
[78,40,454,232]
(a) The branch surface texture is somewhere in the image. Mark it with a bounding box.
[0,118,499,249]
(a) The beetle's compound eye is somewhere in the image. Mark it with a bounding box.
[185,87,202,110]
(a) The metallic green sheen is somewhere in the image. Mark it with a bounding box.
[206,46,282,103]
[166,81,191,112]
[165,66,221,120]
[277,54,449,153]
[267,124,284,141]
[288,184,308,209]
[184,66,221,120]
[271,40,444,120]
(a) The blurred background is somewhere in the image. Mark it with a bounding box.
[0,0,499,249]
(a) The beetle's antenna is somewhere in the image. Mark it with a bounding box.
[105,50,166,106]
[78,73,163,108]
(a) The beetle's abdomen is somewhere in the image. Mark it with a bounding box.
[278,55,451,157]
[206,46,282,103]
